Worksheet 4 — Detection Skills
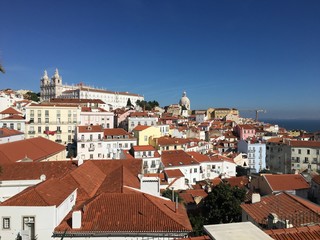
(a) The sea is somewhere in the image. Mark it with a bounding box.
[260,119,320,133]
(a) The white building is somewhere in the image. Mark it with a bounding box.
[40,69,144,109]
[0,128,25,144]
[238,139,266,173]
[130,145,161,174]
[77,127,137,160]
[127,112,158,132]
[80,106,114,128]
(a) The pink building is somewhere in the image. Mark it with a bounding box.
[235,124,256,140]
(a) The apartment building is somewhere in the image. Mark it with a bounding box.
[25,103,81,144]
[76,127,137,160]
[127,112,158,132]
[266,138,320,174]
[238,139,266,173]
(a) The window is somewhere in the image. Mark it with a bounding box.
[307,149,310,155]
[81,144,85,148]
[17,123,21,130]
[45,118,49,124]
[298,149,301,154]
[3,217,10,229]
[144,136,148,141]
[38,126,41,133]
[3,123,7,128]
[194,168,197,173]
[10,123,14,129]
[45,110,49,117]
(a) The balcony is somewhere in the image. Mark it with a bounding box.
[28,131,35,134]
[55,139,62,143]
[56,130,62,134]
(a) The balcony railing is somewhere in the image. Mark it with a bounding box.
[28,131,35,134]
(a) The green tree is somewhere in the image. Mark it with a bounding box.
[202,183,246,224]
[162,188,182,202]
[24,91,40,102]
[126,98,133,108]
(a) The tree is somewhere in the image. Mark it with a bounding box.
[162,188,182,202]
[126,98,133,108]
[24,91,40,102]
[202,183,246,224]
[0,64,5,74]
[135,100,160,111]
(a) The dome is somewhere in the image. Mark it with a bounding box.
[179,91,190,110]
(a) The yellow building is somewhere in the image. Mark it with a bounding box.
[25,103,81,144]
[132,125,161,146]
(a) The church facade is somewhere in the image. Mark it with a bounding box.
[40,69,144,110]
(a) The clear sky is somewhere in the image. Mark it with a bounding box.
[0,0,320,119]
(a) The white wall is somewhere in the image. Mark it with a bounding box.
[0,206,56,240]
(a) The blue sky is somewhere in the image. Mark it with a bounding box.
[0,0,320,119]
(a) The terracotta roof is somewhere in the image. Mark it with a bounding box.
[0,128,24,137]
[161,150,200,167]
[164,169,184,178]
[265,224,320,240]
[54,192,192,234]
[0,107,21,115]
[0,114,24,120]
[290,140,320,148]
[241,192,320,227]
[156,136,190,146]
[50,98,106,104]
[223,176,249,188]
[104,128,130,136]
[238,124,255,130]
[0,161,77,180]
[130,112,150,117]
[0,137,66,164]
[78,125,103,133]
[132,145,156,152]
[264,174,310,191]
[187,152,211,162]
[1,178,76,206]
[312,175,320,185]
[132,125,151,131]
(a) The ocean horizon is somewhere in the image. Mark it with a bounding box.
[260,118,320,133]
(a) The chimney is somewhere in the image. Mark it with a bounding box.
[72,211,82,229]
[251,193,261,203]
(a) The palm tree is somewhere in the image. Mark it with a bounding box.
[0,64,5,73]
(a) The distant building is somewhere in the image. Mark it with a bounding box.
[40,69,144,109]
[266,138,320,174]
[238,139,266,172]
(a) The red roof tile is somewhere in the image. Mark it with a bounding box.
[0,161,77,180]
[241,192,320,227]
[132,125,151,131]
[0,128,24,137]
[162,150,200,167]
[0,137,66,163]
[54,192,192,234]
[132,145,156,151]
[265,224,320,240]
[104,128,130,136]
[1,178,76,206]
[0,107,21,115]
[78,125,103,133]
[264,174,310,191]
[164,169,184,178]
